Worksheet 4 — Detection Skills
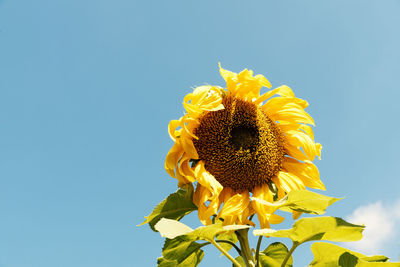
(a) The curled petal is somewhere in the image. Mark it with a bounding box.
[292,211,302,220]
[282,158,325,190]
[218,191,251,225]
[284,144,309,162]
[299,124,315,141]
[285,130,319,161]
[168,119,182,141]
[165,141,184,178]
[194,184,220,225]
[219,63,237,82]
[251,184,280,228]
[180,135,199,159]
[264,97,309,113]
[254,85,295,105]
[267,106,315,126]
[180,116,199,140]
[194,162,223,197]
[275,171,306,193]
[178,154,196,183]
[220,63,271,99]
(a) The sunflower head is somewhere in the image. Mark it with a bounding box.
[165,64,324,228]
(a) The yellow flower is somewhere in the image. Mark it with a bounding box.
[165,64,324,228]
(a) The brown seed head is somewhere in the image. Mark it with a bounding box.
[193,95,285,192]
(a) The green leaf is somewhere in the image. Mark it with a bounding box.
[216,231,238,253]
[253,190,341,216]
[338,252,359,266]
[258,242,292,267]
[188,223,250,242]
[254,217,364,244]
[233,256,246,267]
[155,218,194,239]
[157,235,205,267]
[141,184,197,231]
[154,219,249,267]
[280,190,341,214]
[155,218,250,242]
[310,242,400,266]
[362,256,389,262]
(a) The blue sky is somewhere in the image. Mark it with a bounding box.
[0,0,399,266]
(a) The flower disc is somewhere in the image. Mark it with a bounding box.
[193,95,285,192]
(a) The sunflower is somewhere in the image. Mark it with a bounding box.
[165,64,324,229]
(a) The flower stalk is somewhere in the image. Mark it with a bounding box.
[236,228,255,267]
[210,239,242,267]
[281,241,299,267]
[255,236,263,267]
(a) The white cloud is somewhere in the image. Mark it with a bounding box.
[344,200,400,255]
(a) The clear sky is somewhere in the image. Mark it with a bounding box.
[1,0,400,266]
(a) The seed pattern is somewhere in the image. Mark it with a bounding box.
[193,95,285,192]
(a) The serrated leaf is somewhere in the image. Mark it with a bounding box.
[310,242,400,266]
[258,242,292,267]
[157,235,205,267]
[254,217,364,244]
[141,184,197,231]
[252,190,340,216]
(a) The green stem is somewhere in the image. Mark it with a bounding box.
[200,240,241,255]
[281,242,299,267]
[210,239,242,267]
[236,229,254,267]
[255,236,263,267]
[215,239,242,255]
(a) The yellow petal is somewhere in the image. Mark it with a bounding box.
[254,85,295,105]
[299,124,315,141]
[263,97,309,113]
[194,162,223,196]
[284,143,309,162]
[178,155,196,183]
[168,119,182,141]
[218,187,235,204]
[285,130,318,161]
[239,209,256,226]
[189,85,213,103]
[269,214,285,224]
[218,191,251,225]
[251,184,276,228]
[276,121,301,133]
[268,106,315,126]
[180,116,199,140]
[292,211,302,220]
[276,171,306,193]
[219,63,237,82]
[316,143,322,160]
[226,77,238,94]
[194,184,214,225]
[180,136,199,159]
[282,158,325,190]
[254,74,272,89]
[183,86,224,118]
[219,64,272,100]
[165,141,183,178]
